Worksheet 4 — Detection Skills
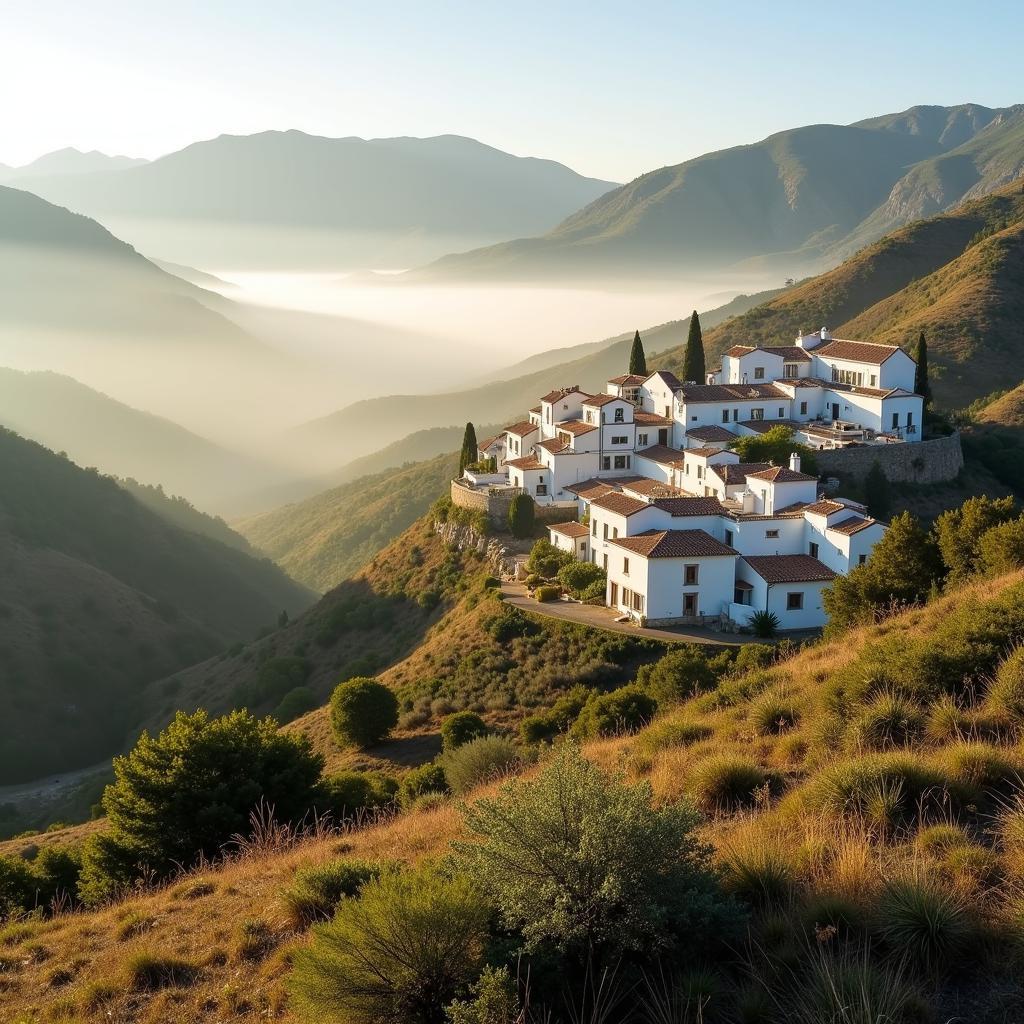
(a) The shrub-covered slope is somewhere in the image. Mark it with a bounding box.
[9,571,1024,1021]
[0,429,313,782]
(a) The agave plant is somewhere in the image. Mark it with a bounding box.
[749,610,780,639]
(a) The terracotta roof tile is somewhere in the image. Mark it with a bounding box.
[505,421,538,437]
[646,370,684,389]
[505,456,544,471]
[685,446,731,458]
[686,425,736,442]
[621,479,687,499]
[541,386,589,403]
[537,438,568,454]
[562,476,644,499]
[710,462,772,485]
[608,373,647,386]
[589,492,651,517]
[634,411,674,426]
[678,383,788,403]
[803,499,846,517]
[745,466,817,483]
[815,340,905,365]
[556,420,598,435]
[635,444,688,467]
[742,554,837,583]
[548,521,590,539]
[828,515,879,536]
[726,345,755,357]
[477,434,504,452]
[652,496,727,516]
[610,529,736,559]
[582,394,625,407]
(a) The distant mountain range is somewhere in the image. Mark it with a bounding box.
[13,132,618,268]
[417,104,1024,281]
[0,428,314,783]
[0,147,146,182]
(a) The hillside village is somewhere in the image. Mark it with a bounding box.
[456,328,927,629]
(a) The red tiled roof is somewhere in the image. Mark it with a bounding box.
[815,340,906,365]
[582,394,625,407]
[686,425,736,442]
[541,386,589,403]
[505,456,544,471]
[764,346,813,361]
[742,554,837,583]
[548,521,590,539]
[803,499,846,517]
[562,476,644,500]
[652,496,727,516]
[710,462,772,485]
[505,421,538,437]
[746,466,817,483]
[589,492,651,517]
[634,411,673,426]
[610,529,736,559]
[621,478,687,499]
[678,383,788,403]
[828,515,879,536]
[556,420,598,435]
[477,434,504,452]
[685,446,732,458]
[726,345,755,357]
[635,444,688,467]
[537,438,568,454]
[737,419,802,434]
[608,374,647,386]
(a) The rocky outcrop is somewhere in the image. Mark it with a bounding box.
[433,519,522,577]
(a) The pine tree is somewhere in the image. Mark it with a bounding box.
[863,460,891,520]
[914,332,931,406]
[459,422,478,475]
[628,330,647,376]
[682,311,705,383]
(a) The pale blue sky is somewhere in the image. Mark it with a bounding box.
[4,0,1021,181]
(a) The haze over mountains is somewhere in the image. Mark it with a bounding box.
[0,147,146,182]
[15,132,618,269]
[420,104,1024,281]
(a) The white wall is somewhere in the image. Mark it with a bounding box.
[641,374,678,417]
[677,397,793,431]
[727,516,805,556]
[735,562,830,629]
[608,552,736,621]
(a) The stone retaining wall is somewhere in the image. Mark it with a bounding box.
[814,432,963,485]
[450,480,576,530]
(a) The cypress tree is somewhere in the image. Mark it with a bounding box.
[628,330,647,376]
[459,422,478,475]
[914,332,931,406]
[682,311,706,383]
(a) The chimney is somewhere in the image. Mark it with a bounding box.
[789,452,802,473]
[820,327,831,342]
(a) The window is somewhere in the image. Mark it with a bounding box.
[697,465,703,479]
[632,591,644,612]
[858,553,867,565]
[870,374,877,387]
[754,367,765,380]
[614,408,624,423]
[611,435,628,444]
[683,593,697,616]
[536,484,547,496]
[778,407,785,418]
[809,541,819,558]
[800,401,808,415]
[784,363,799,377]
[722,409,730,423]
[603,554,608,570]
[690,415,697,422]
[765,529,780,539]
[751,408,764,420]
[684,564,699,586]
[786,592,804,610]
[585,410,595,424]
[831,367,864,386]
[623,557,630,575]
[613,455,629,469]
[732,409,739,422]
[892,413,899,430]
[603,523,609,540]
[623,587,632,606]
[637,432,648,446]
[612,527,619,539]
[592,518,597,536]
[906,411,913,427]
[724,529,734,547]
[602,456,611,470]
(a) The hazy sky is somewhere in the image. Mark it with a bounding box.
[5,0,1022,182]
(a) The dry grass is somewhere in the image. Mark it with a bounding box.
[10,570,1024,1021]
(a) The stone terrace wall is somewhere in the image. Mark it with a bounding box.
[450,480,577,530]
[814,432,963,485]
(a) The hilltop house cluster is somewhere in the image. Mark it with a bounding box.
[458,329,926,631]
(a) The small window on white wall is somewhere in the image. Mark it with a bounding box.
[765,529,779,539]
[786,592,804,610]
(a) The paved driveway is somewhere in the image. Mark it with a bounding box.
[500,582,758,646]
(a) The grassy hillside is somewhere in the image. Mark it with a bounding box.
[236,454,460,592]
[418,103,1021,281]
[0,429,313,783]
[653,183,1024,407]
[0,367,294,516]
[10,569,1024,1021]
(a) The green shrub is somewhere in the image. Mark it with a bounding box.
[534,585,561,602]
[274,686,317,724]
[986,646,1024,721]
[77,709,323,905]
[579,579,608,603]
[722,839,794,907]
[317,771,398,819]
[518,686,593,745]
[636,646,718,704]
[239,655,311,706]
[124,951,200,990]
[556,560,605,597]
[635,720,713,756]
[482,607,536,643]
[289,866,488,1024]
[440,711,489,752]
[446,965,520,1024]
[526,539,573,578]
[731,643,776,674]
[573,685,657,739]
[939,741,1024,801]
[454,743,734,960]
[690,756,768,812]
[443,736,522,796]
[330,677,399,748]
[849,691,924,750]
[876,873,971,971]
[399,763,450,806]
[280,858,385,929]
[748,689,800,735]
[524,573,541,588]
[914,823,971,856]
